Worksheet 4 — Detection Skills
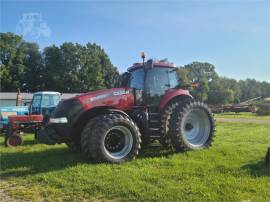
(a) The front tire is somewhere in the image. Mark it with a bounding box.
[5,133,23,147]
[169,101,215,151]
[81,113,141,163]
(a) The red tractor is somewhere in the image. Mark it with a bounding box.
[37,58,215,163]
[4,92,61,147]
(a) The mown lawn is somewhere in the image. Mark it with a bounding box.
[214,112,270,120]
[0,122,270,201]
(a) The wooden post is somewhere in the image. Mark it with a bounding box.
[16,88,22,106]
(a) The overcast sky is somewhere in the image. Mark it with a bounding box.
[1,0,270,81]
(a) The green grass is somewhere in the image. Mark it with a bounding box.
[1,123,270,201]
[214,112,270,120]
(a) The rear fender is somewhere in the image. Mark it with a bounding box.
[159,89,193,110]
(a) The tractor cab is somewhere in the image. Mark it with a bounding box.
[31,91,61,115]
[119,59,181,107]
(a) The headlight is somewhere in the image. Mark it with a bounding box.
[49,117,68,123]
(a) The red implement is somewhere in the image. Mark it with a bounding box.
[8,115,43,123]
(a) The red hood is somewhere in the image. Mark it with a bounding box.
[74,88,134,111]
[75,88,127,99]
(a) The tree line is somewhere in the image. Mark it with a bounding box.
[1,32,270,104]
[178,62,270,104]
[0,32,119,93]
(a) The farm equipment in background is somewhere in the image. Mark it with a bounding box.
[3,91,61,147]
[210,97,261,114]
[256,98,270,116]
[0,106,29,133]
[37,55,215,163]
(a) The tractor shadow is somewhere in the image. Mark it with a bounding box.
[0,147,87,178]
[139,145,175,158]
[241,160,270,177]
[0,144,174,178]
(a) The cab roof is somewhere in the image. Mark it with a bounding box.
[128,59,176,72]
[34,91,61,95]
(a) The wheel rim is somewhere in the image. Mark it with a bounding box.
[104,125,133,160]
[181,108,211,147]
[8,135,22,147]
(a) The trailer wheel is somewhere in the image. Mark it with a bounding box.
[5,133,23,147]
[81,113,141,163]
[169,101,215,151]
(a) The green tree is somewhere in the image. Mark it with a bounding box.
[59,42,82,92]
[0,32,26,91]
[180,62,218,101]
[41,42,119,93]
[177,68,189,84]
[42,45,64,91]
[76,43,118,92]
[22,42,43,92]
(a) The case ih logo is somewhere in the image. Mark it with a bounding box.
[112,90,130,96]
[82,90,130,103]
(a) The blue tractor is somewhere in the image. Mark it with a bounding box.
[1,91,61,146]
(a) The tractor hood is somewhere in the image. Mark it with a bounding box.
[75,88,134,111]
[39,87,134,145]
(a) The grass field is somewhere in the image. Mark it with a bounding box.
[214,112,270,120]
[0,122,270,201]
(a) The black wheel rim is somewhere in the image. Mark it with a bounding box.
[105,129,126,153]
[104,126,133,159]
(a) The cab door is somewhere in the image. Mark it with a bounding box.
[145,68,171,107]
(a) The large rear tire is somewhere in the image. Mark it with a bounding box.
[160,97,192,148]
[81,113,141,163]
[169,101,215,151]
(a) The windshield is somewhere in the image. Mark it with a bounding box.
[117,67,179,90]
[41,94,61,108]
[145,68,170,97]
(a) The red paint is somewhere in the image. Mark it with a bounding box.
[159,89,193,109]
[76,88,135,111]
[8,115,43,123]
[75,87,192,112]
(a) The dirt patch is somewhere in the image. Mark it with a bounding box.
[0,189,18,202]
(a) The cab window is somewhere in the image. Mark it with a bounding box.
[129,68,144,90]
[41,94,61,107]
[168,69,179,88]
[145,68,170,96]
[32,95,41,108]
